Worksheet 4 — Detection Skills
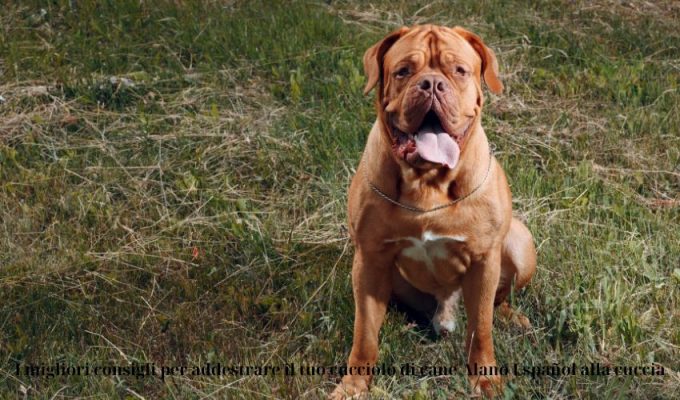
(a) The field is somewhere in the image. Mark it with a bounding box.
[1,0,679,398]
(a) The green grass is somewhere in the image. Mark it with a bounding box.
[1,0,678,398]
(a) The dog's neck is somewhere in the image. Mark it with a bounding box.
[366,119,492,206]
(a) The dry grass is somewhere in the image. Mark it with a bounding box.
[1,0,678,398]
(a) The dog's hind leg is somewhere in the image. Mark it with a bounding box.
[495,218,536,306]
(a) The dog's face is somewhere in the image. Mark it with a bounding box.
[363,25,502,170]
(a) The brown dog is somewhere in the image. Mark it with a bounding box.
[331,25,536,398]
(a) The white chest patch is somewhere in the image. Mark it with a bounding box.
[388,231,466,272]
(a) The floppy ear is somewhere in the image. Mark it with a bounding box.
[452,27,503,95]
[363,27,409,95]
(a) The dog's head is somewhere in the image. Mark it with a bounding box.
[363,25,502,171]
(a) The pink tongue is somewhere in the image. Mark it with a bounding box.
[415,122,460,169]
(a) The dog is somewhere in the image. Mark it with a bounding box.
[331,25,537,398]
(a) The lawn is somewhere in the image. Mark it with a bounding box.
[1,0,678,398]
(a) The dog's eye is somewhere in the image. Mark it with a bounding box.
[455,66,468,76]
[395,67,410,78]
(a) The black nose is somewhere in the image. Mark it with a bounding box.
[418,74,448,94]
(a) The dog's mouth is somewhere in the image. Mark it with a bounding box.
[392,111,472,170]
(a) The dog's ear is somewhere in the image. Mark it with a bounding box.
[452,27,503,95]
[363,27,409,95]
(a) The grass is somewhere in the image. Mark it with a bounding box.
[1,0,679,398]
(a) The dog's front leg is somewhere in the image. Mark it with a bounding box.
[462,247,503,398]
[331,250,392,399]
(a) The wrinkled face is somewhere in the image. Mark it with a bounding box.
[364,25,502,170]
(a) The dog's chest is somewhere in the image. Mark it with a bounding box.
[389,231,472,290]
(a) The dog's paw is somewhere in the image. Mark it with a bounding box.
[432,317,456,337]
[432,290,461,337]
[497,301,532,329]
[329,377,369,400]
[469,374,503,398]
